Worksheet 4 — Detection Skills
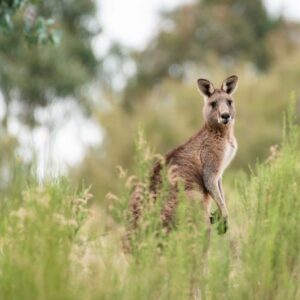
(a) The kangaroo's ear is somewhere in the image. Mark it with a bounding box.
[197,78,215,98]
[221,75,238,95]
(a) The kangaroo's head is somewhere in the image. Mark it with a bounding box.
[197,75,239,127]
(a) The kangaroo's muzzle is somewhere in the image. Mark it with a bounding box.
[220,113,231,124]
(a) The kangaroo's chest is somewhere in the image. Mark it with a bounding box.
[220,139,237,175]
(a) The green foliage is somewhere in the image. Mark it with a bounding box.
[0,0,99,127]
[0,179,92,300]
[24,16,61,45]
[1,103,300,299]
[0,0,25,32]
[0,0,60,45]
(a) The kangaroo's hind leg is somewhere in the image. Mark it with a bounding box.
[161,188,179,232]
[185,190,212,255]
[186,191,212,299]
[202,192,212,258]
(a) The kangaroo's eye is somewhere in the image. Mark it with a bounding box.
[210,101,217,108]
[227,100,232,106]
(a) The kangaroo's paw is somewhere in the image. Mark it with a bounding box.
[217,217,228,235]
[210,209,221,225]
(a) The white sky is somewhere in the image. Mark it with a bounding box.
[98,0,300,51]
[265,0,300,21]
[98,0,191,50]
[47,0,300,173]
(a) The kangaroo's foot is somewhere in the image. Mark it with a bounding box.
[217,217,228,235]
[210,210,228,234]
[210,209,221,224]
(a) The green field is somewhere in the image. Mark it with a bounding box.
[0,104,299,300]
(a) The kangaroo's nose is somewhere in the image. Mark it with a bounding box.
[221,113,230,120]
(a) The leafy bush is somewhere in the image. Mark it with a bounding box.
[0,0,59,44]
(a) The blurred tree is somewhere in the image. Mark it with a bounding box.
[0,0,59,44]
[0,0,99,128]
[0,0,26,31]
[123,0,281,108]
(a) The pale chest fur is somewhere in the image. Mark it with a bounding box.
[219,137,237,176]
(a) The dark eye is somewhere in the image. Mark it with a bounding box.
[210,101,217,108]
[227,100,232,106]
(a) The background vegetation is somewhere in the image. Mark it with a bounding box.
[0,0,300,299]
[74,0,300,202]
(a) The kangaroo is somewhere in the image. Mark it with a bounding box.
[130,75,238,235]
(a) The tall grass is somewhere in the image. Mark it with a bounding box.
[0,103,300,299]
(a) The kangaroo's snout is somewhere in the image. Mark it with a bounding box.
[220,113,230,124]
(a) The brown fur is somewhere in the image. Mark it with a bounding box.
[130,75,239,234]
